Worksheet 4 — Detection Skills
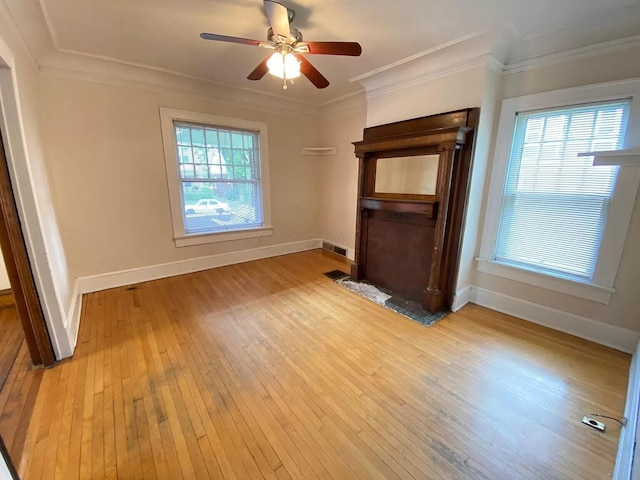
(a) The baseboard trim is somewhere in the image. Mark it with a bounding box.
[65,279,82,352]
[451,286,471,312]
[78,239,323,294]
[613,341,640,480]
[470,287,639,353]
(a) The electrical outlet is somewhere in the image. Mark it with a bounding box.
[582,416,606,432]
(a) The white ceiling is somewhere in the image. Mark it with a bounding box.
[16,0,640,104]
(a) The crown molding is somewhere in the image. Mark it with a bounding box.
[351,30,505,100]
[37,0,60,51]
[504,33,640,74]
[351,30,492,83]
[40,51,323,119]
[363,54,504,101]
[0,0,39,69]
[318,91,366,118]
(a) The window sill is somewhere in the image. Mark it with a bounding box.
[175,226,273,247]
[475,258,614,305]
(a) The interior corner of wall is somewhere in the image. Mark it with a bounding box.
[452,285,472,312]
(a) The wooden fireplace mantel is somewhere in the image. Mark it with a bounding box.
[351,109,479,313]
[353,126,471,155]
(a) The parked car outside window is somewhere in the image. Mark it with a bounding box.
[184,199,231,215]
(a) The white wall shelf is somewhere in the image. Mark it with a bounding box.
[301,147,337,156]
[579,148,640,166]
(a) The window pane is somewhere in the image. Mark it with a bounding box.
[195,165,209,179]
[207,148,221,164]
[219,131,231,148]
[495,99,630,279]
[191,128,205,146]
[220,148,232,167]
[178,146,192,164]
[209,165,226,178]
[180,164,195,179]
[176,127,191,145]
[231,133,244,148]
[182,182,261,234]
[193,147,207,164]
[175,122,263,235]
[205,129,218,147]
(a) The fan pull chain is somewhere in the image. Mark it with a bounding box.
[282,54,287,89]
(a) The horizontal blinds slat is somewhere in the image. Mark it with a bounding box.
[495,99,630,279]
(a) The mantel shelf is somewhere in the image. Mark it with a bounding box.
[360,197,438,218]
[578,148,640,166]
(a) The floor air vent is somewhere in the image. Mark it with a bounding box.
[322,241,348,258]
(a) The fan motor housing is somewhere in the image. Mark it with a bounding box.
[267,27,303,44]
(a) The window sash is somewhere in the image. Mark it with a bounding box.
[174,121,264,235]
[494,99,630,280]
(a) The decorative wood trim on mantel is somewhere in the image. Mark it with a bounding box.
[360,198,438,218]
[353,126,471,155]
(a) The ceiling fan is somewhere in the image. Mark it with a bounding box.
[200,0,362,90]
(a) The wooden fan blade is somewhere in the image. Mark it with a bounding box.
[264,0,290,41]
[299,42,362,56]
[247,56,270,80]
[200,33,261,46]
[297,55,329,89]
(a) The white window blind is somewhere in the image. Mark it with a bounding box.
[495,99,631,280]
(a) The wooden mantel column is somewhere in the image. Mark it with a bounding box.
[424,144,458,312]
[351,152,366,280]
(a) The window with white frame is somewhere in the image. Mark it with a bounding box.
[495,100,630,280]
[479,80,640,304]
[160,108,272,247]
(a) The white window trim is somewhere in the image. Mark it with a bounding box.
[159,107,272,247]
[478,79,640,305]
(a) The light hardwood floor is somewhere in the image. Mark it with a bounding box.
[0,303,43,465]
[0,302,23,389]
[16,250,630,479]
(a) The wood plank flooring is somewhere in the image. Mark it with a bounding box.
[17,250,631,479]
[0,303,23,390]
[0,304,43,465]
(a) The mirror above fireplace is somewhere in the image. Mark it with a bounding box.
[374,155,440,196]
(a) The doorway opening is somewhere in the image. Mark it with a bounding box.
[0,60,58,475]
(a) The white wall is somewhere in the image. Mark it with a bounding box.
[38,75,324,279]
[473,46,640,333]
[453,67,501,300]
[318,97,366,255]
[366,65,488,127]
[0,10,73,358]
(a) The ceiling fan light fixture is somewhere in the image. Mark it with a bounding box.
[266,52,301,79]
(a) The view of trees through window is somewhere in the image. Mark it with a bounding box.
[174,122,263,233]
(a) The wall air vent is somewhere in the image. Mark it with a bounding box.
[322,241,348,258]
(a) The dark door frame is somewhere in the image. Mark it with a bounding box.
[0,128,55,367]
